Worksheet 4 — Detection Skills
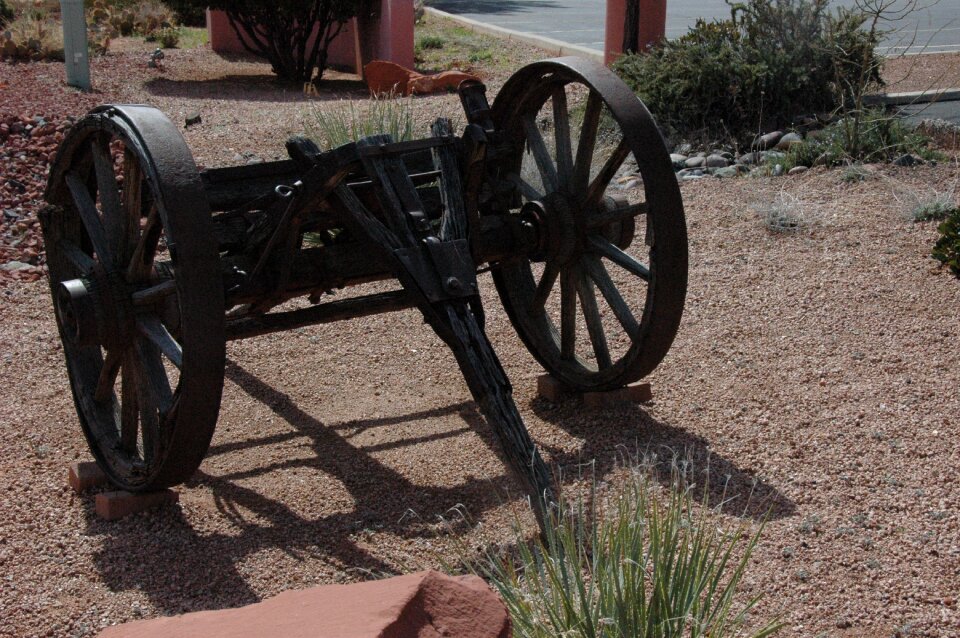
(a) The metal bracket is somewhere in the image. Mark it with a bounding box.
[393,238,478,302]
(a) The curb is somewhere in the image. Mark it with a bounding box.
[864,88,960,106]
[423,7,604,63]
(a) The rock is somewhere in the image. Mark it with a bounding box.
[184,112,202,127]
[704,154,729,168]
[788,166,809,175]
[738,152,761,165]
[96,570,511,638]
[775,132,803,150]
[893,153,919,167]
[712,166,740,178]
[365,60,478,96]
[621,179,641,189]
[669,153,688,169]
[754,131,783,150]
[676,168,704,179]
[772,164,784,176]
[762,150,786,162]
[684,156,705,169]
[0,261,32,271]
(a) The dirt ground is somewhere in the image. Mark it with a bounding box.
[1,30,960,638]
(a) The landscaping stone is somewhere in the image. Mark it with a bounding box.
[775,132,803,150]
[705,154,729,168]
[713,166,740,178]
[96,570,511,638]
[738,152,761,165]
[762,150,786,162]
[684,156,705,169]
[893,153,920,167]
[669,153,688,169]
[755,130,783,149]
[788,166,809,176]
[0,260,31,271]
[184,112,202,127]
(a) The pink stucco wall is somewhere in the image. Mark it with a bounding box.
[604,0,667,65]
[207,0,414,73]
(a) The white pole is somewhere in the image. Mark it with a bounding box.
[60,0,91,90]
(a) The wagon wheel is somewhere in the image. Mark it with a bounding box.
[42,105,225,491]
[490,58,688,392]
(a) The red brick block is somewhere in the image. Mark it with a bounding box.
[95,489,179,521]
[68,461,109,494]
[582,382,652,408]
[537,374,571,402]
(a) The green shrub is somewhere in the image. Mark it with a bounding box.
[779,109,939,169]
[470,471,782,638]
[172,0,378,83]
[612,0,882,144]
[160,0,205,26]
[153,25,178,47]
[416,34,444,50]
[1,13,64,60]
[0,0,14,28]
[932,207,960,277]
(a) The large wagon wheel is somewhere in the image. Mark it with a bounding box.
[490,58,688,392]
[42,105,225,491]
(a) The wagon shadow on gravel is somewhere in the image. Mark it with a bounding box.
[82,359,531,615]
[531,399,796,522]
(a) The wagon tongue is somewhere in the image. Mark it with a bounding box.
[332,123,555,529]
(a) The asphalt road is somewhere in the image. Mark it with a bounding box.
[429,0,960,55]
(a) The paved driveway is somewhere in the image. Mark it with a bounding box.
[429,0,960,55]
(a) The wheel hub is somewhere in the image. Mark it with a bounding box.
[521,192,577,265]
[55,269,134,351]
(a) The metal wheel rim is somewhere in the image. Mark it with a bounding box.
[490,57,688,391]
[44,105,225,490]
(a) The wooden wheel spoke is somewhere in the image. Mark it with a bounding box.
[572,91,603,193]
[93,348,124,404]
[132,336,174,418]
[91,136,125,261]
[127,205,161,281]
[575,265,612,369]
[119,354,139,453]
[587,235,651,281]
[529,262,559,314]
[583,139,630,210]
[132,279,177,306]
[586,202,648,229]
[59,239,96,274]
[137,316,183,369]
[65,170,111,262]
[560,267,577,360]
[522,114,559,194]
[120,149,143,264]
[552,87,574,183]
[583,256,639,337]
[507,173,543,202]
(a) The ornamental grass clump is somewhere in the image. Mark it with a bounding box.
[473,470,782,638]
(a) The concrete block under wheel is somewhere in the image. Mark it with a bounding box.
[95,489,179,521]
[68,461,109,494]
[583,382,652,407]
[537,375,652,406]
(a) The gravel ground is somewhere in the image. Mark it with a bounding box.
[2,33,960,638]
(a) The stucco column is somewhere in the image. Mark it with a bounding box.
[604,0,667,65]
